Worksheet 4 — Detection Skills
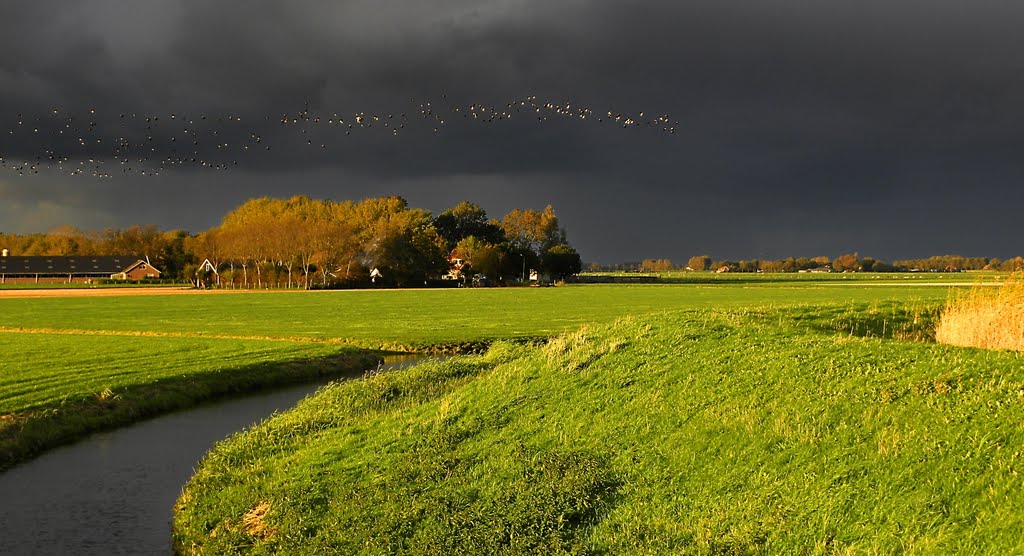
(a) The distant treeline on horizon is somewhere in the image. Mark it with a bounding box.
[593,254,1024,274]
[3,205,1021,284]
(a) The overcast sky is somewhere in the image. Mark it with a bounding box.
[2,0,1022,263]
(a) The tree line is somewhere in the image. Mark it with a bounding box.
[0,196,583,288]
[591,253,1024,273]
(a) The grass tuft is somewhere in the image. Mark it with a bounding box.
[937,273,1024,351]
[241,501,276,540]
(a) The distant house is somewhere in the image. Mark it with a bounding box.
[0,253,161,284]
[110,260,162,281]
[716,265,731,273]
[194,258,219,288]
[197,258,218,274]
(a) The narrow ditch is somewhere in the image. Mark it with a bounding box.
[0,354,435,556]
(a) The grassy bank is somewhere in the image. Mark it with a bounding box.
[174,304,1024,554]
[0,332,379,471]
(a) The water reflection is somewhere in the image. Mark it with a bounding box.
[0,353,433,556]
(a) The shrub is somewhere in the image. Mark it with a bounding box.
[936,273,1024,350]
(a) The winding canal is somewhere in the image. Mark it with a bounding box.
[0,354,431,556]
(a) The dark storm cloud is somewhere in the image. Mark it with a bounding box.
[3,1,1024,261]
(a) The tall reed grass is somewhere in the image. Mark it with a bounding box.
[936,273,1024,350]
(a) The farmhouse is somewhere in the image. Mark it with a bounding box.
[0,251,162,284]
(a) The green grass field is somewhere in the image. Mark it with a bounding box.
[1,333,353,415]
[173,306,1024,554]
[0,282,955,348]
[3,277,1018,552]
[1,281,951,468]
[0,281,958,468]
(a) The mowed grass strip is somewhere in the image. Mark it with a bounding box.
[175,306,1024,554]
[0,332,377,470]
[0,284,952,348]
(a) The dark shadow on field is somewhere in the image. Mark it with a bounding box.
[0,349,385,472]
[383,356,623,553]
[352,432,622,553]
[418,336,545,355]
[794,302,942,342]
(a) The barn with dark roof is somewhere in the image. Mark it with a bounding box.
[0,252,161,284]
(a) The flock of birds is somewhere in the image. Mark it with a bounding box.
[1,95,677,179]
